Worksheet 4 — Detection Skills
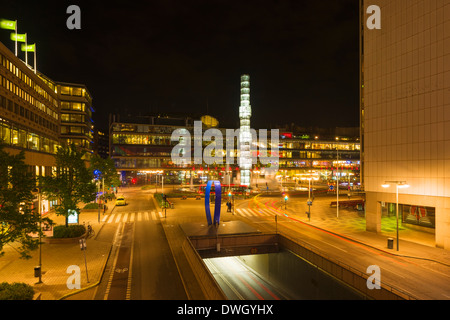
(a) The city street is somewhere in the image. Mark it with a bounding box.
[156,188,450,300]
[89,187,187,300]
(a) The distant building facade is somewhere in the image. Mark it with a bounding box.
[109,113,360,187]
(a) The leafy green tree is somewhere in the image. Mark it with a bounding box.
[39,144,96,227]
[0,145,46,259]
[90,154,120,192]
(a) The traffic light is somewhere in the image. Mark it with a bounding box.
[131,178,137,184]
[228,192,232,197]
[284,195,288,201]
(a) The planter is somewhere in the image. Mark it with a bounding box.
[43,232,87,244]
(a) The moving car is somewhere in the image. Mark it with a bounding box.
[115,196,126,206]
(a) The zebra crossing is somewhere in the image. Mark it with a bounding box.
[235,207,279,218]
[102,211,163,224]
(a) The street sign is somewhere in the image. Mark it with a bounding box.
[329,185,334,191]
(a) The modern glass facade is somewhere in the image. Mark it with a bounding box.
[110,114,360,186]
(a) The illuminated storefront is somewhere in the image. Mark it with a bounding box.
[109,113,360,187]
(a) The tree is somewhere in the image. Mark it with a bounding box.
[0,145,47,259]
[39,144,96,227]
[90,154,120,192]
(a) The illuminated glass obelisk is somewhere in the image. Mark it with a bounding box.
[239,74,252,187]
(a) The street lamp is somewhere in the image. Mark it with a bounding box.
[381,181,409,251]
[301,173,319,221]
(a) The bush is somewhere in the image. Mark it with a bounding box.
[53,225,86,238]
[83,203,101,209]
[0,282,35,300]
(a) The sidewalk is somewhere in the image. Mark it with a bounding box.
[0,204,115,300]
[267,195,450,269]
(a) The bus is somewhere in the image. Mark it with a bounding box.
[198,184,250,196]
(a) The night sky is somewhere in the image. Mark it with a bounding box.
[1,0,360,131]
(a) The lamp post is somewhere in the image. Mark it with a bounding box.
[336,148,339,218]
[381,181,409,251]
[36,188,42,284]
[301,172,319,221]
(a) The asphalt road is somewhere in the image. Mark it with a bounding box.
[204,256,287,300]
[235,195,450,300]
[92,187,187,300]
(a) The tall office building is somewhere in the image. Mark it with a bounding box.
[362,1,450,249]
[0,41,60,175]
[56,82,94,158]
[1,39,95,213]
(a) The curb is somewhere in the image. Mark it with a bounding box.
[57,205,116,300]
[58,243,113,300]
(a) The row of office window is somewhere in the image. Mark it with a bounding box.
[0,94,59,134]
[0,73,58,121]
[0,53,58,110]
[61,113,85,123]
[59,85,92,103]
[61,125,89,134]
[61,101,87,112]
[0,118,59,154]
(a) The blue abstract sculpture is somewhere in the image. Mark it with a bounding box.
[204,180,222,226]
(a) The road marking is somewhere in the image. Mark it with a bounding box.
[104,222,124,300]
[137,212,142,221]
[130,212,135,222]
[122,213,128,222]
[259,209,272,216]
[322,241,348,253]
[204,259,244,300]
[145,212,150,221]
[115,213,122,223]
[107,214,115,223]
[240,208,252,217]
[102,215,108,222]
[159,212,163,218]
[152,211,157,220]
[126,222,135,300]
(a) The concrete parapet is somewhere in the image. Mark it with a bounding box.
[278,234,415,300]
[181,238,227,300]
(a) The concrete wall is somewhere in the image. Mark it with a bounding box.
[279,234,414,300]
[238,251,366,300]
[181,238,227,300]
